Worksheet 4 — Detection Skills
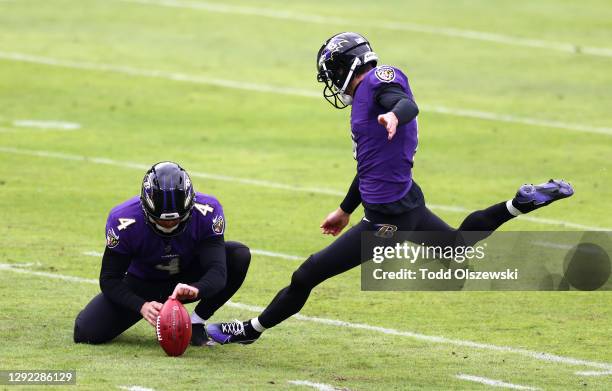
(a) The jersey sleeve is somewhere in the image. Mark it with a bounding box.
[104,211,133,255]
[367,66,410,96]
[193,195,226,241]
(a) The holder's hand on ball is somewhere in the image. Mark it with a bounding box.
[171,283,199,301]
[140,301,163,327]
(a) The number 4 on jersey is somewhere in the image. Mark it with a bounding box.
[117,218,136,231]
[195,203,214,216]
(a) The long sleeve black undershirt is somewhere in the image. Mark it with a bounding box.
[374,83,419,125]
[99,247,146,313]
[190,235,227,299]
[338,84,419,214]
[99,235,227,313]
[340,174,361,214]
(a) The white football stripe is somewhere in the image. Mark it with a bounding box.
[13,120,81,130]
[120,0,612,58]
[0,50,611,136]
[1,263,611,371]
[0,146,608,231]
[288,380,340,391]
[456,374,540,390]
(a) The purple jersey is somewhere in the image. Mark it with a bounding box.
[104,192,225,280]
[350,65,418,204]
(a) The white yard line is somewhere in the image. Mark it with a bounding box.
[12,119,81,130]
[227,301,612,371]
[288,380,341,391]
[118,386,156,391]
[238,249,303,261]
[421,105,612,136]
[0,263,98,284]
[1,263,611,372]
[456,374,540,390]
[83,249,303,261]
[0,146,607,231]
[575,370,612,376]
[532,241,574,251]
[0,51,611,136]
[120,0,612,58]
[5,262,42,268]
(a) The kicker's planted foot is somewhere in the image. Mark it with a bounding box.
[206,320,261,345]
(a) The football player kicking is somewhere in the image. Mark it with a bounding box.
[206,32,574,344]
[74,162,250,346]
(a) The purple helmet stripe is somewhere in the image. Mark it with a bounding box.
[162,176,167,212]
[170,175,176,211]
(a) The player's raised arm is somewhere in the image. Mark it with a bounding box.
[375,83,419,140]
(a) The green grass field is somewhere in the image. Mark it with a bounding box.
[1,0,611,389]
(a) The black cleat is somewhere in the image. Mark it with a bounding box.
[206,320,261,345]
[513,179,574,213]
[191,323,217,346]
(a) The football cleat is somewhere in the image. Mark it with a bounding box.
[191,323,217,347]
[206,320,260,345]
[513,179,574,213]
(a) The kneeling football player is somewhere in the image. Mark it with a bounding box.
[74,161,250,346]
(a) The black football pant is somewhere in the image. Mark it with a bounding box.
[258,202,513,328]
[74,241,250,344]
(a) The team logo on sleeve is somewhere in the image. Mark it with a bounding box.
[212,215,225,235]
[106,228,120,248]
[375,66,396,83]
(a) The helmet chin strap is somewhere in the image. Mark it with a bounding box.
[338,93,353,106]
[153,222,179,233]
[335,58,361,106]
[148,214,188,234]
[319,56,362,109]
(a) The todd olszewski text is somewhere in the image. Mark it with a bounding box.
[361,231,612,291]
[370,242,517,281]
[372,268,519,280]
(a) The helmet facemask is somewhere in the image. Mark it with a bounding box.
[316,32,378,109]
[318,57,361,109]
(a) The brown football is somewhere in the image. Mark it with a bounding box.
[156,297,191,356]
